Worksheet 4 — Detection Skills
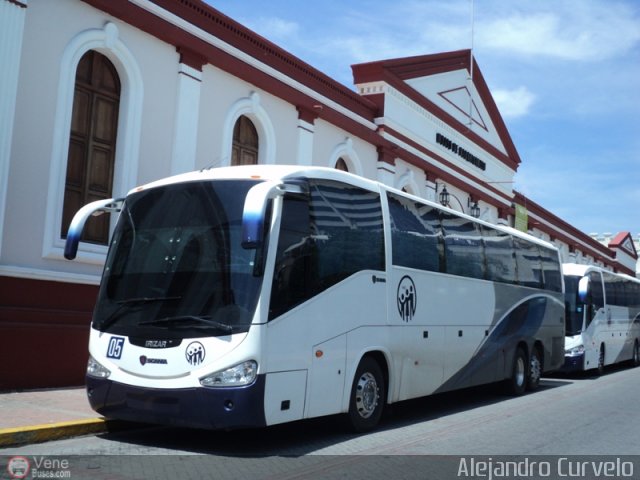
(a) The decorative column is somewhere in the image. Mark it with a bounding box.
[376,145,396,187]
[0,0,27,256]
[170,47,206,175]
[295,105,319,166]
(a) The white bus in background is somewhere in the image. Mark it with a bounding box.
[65,165,565,432]
[563,263,640,374]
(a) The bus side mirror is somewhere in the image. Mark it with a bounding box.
[577,276,590,304]
[64,198,123,260]
[241,180,307,249]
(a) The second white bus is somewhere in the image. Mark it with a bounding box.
[65,165,565,432]
[563,263,640,373]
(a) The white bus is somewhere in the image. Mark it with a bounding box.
[562,263,640,374]
[65,166,565,432]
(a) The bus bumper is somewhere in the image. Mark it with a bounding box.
[560,353,585,373]
[86,375,267,430]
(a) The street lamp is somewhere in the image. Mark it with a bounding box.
[439,186,450,206]
[470,200,480,218]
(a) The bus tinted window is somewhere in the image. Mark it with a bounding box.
[270,181,384,319]
[442,214,485,280]
[513,237,543,289]
[540,247,562,293]
[387,193,442,272]
[481,225,517,284]
[604,273,616,305]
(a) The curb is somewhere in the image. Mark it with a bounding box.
[0,418,109,448]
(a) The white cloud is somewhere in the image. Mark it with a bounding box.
[240,16,300,44]
[491,86,536,118]
[476,2,640,61]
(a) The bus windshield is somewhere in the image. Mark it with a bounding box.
[93,180,264,338]
[564,275,584,336]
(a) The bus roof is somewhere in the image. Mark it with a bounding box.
[130,165,558,253]
[563,263,640,283]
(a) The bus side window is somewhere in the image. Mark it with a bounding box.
[441,214,485,280]
[513,238,543,289]
[540,247,562,293]
[269,196,314,320]
[387,193,442,272]
[481,225,516,284]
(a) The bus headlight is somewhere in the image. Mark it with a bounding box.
[87,355,111,378]
[199,360,258,387]
[565,345,585,357]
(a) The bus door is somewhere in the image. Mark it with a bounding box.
[582,271,605,369]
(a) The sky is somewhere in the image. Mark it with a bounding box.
[209,0,640,238]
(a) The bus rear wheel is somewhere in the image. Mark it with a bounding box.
[506,347,528,396]
[347,357,385,433]
[527,347,542,391]
[631,340,640,368]
[596,345,605,376]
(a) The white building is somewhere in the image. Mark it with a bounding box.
[1,0,636,389]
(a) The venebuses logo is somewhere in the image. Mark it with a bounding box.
[7,456,30,479]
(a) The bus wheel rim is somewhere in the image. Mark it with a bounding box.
[355,372,378,419]
[530,354,541,383]
[515,357,525,387]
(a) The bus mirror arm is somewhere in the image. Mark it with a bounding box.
[64,198,124,260]
[241,180,307,249]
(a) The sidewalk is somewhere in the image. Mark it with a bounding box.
[0,387,111,448]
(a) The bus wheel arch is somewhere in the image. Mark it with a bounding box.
[346,353,387,433]
[527,342,544,391]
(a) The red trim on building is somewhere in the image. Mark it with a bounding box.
[296,105,320,124]
[177,45,206,71]
[513,192,634,275]
[82,0,378,120]
[0,277,98,390]
[6,0,28,9]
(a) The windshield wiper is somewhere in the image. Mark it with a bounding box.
[97,296,182,330]
[139,315,234,333]
[116,296,182,305]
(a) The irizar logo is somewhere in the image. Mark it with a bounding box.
[397,275,417,322]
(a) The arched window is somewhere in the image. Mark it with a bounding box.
[335,157,349,172]
[61,50,120,245]
[231,115,258,166]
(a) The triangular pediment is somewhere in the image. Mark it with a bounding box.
[352,50,521,171]
[404,69,504,152]
[609,232,638,260]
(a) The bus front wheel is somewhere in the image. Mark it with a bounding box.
[347,357,385,433]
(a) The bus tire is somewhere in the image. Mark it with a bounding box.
[596,344,605,376]
[527,346,543,391]
[631,340,640,368]
[347,357,385,433]
[506,347,527,396]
